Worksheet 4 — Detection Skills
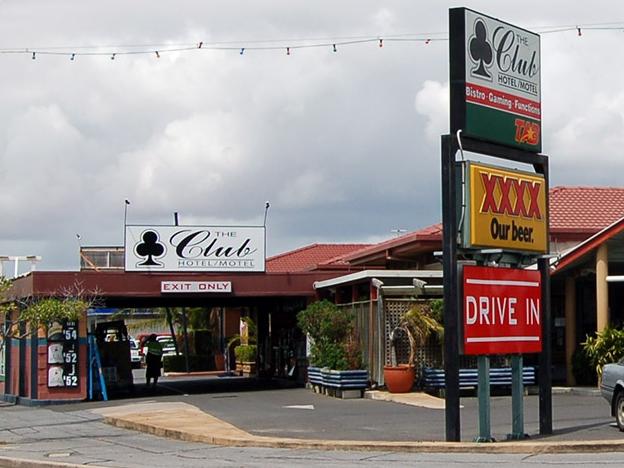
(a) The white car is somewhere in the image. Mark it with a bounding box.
[157,336,177,356]
[129,338,141,368]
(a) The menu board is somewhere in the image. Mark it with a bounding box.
[47,320,79,388]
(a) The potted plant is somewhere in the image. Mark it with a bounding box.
[234,344,257,377]
[297,300,367,398]
[384,301,443,393]
[227,316,257,376]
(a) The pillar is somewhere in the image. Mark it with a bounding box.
[564,276,576,386]
[596,244,609,332]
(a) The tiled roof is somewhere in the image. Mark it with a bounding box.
[341,223,443,262]
[266,243,371,273]
[550,186,624,233]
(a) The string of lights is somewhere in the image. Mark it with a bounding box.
[3,21,623,61]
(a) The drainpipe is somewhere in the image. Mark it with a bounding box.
[372,278,384,386]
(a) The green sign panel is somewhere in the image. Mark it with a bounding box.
[450,8,541,152]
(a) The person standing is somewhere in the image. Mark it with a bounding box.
[145,334,163,388]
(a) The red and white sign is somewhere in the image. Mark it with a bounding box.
[462,265,541,355]
[161,281,232,293]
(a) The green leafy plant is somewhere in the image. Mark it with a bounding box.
[227,316,257,349]
[0,278,94,352]
[582,326,624,382]
[234,344,257,363]
[297,300,361,371]
[391,302,443,367]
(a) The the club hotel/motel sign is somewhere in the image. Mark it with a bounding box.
[462,161,547,253]
[450,8,541,152]
[125,225,265,272]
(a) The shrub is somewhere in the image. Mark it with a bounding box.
[583,326,624,381]
[297,300,361,370]
[235,344,257,363]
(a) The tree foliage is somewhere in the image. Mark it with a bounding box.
[297,300,362,370]
[392,302,443,367]
[0,278,95,351]
[583,326,624,382]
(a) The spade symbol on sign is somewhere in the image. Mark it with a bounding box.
[469,19,493,79]
[135,230,165,267]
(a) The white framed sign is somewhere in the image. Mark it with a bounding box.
[450,8,541,152]
[161,281,232,293]
[125,225,265,272]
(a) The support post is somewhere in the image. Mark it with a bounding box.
[564,277,576,385]
[476,355,493,442]
[441,134,461,442]
[165,308,179,355]
[182,308,190,373]
[509,355,526,439]
[538,256,553,434]
[596,244,609,333]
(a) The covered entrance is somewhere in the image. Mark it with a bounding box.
[2,269,338,403]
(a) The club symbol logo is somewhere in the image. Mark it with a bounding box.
[135,230,166,267]
[468,18,493,81]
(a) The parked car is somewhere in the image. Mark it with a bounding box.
[157,335,177,356]
[129,338,141,368]
[141,334,177,357]
[601,358,624,430]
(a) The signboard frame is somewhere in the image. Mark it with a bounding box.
[125,225,266,273]
[450,7,541,152]
[460,264,542,355]
[460,160,547,253]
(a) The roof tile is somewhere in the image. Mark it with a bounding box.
[266,243,371,272]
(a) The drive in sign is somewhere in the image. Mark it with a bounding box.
[462,265,542,355]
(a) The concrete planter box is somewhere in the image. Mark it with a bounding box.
[307,366,368,399]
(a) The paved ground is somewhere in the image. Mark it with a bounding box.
[1,373,623,467]
[49,372,618,443]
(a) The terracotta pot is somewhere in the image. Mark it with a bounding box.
[214,354,225,371]
[383,365,415,393]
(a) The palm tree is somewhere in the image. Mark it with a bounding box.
[392,302,443,368]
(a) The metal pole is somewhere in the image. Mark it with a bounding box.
[165,308,179,355]
[535,157,553,435]
[539,255,553,434]
[441,134,461,442]
[182,308,190,373]
[476,355,493,442]
[510,354,526,439]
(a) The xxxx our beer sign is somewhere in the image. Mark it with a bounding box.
[462,161,547,253]
[450,8,541,152]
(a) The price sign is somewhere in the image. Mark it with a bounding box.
[47,320,79,388]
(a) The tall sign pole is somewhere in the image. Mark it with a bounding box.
[441,134,460,441]
[445,7,551,441]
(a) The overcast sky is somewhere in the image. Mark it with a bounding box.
[0,1,623,271]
